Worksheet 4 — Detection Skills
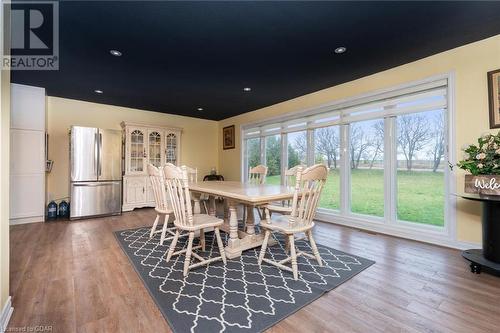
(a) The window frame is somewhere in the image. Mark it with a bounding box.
[240,73,456,246]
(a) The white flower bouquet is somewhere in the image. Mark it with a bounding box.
[458,132,500,175]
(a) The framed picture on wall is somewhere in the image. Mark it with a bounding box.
[223,125,235,150]
[488,69,500,128]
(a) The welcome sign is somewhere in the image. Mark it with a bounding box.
[465,175,500,195]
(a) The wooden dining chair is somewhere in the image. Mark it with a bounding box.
[243,164,269,225]
[267,164,307,216]
[147,164,176,245]
[248,165,268,184]
[164,165,227,277]
[258,164,328,280]
[185,166,209,214]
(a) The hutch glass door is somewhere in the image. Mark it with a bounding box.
[130,129,145,172]
[148,131,162,167]
[165,132,178,165]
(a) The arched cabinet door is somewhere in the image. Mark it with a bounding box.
[165,132,179,165]
[128,128,146,174]
[148,130,162,167]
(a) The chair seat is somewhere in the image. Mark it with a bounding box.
[174,213,224,231]
[155,207,172,215]
[260,215,314,234]
[266,204,292,214]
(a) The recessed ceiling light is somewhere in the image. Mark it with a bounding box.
[334,46,347,54]
[243,87,251,92]
[109,50,122,56]
[94,89,103,94]
[197,107,203,111]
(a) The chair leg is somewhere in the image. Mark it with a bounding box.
[289,235,298,280]
[183,232,195,277]
[150,214,160,239]
[160,214,169,245]
[166,229,180,262]
[200,228,206,251]
[307,230,323,267]
[284,236,290,253]
[258,230,271,265]
[214,227,227,264]
[257,207,263,220]
[202,200,209,215]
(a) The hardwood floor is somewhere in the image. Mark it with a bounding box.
[8,208,500,333]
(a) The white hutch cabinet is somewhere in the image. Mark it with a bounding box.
[121,122,182,211]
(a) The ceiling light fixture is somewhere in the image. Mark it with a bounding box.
[243,87,251,92]
[109,49,122,57]
[94,89,103,94]
[334,46,347,54]
[197,107,203,111]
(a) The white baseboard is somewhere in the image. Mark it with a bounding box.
[9,215,45,225]
[1,296,13,332]
[315,212,481,251]
[122,202,155,212]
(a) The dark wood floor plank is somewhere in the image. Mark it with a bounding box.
[8,208,500,333]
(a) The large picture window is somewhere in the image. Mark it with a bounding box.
[245,137,260,179]
[288,131,307,169]
[265,135,281,184]
[396,109,445,226]
[242,76,451,238]
[349,119,384,218]
[314,126,340,210]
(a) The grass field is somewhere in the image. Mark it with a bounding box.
[266,169,444,226]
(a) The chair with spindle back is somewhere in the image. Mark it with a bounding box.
[164,165,227,277]
[248,165,268,185]
[242,165,269,225]
[267,164,307,216]
[147,164,176,245]
[185,166,209,214]
[258,164,328,280]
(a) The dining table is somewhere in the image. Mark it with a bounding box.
[189,181,296,259]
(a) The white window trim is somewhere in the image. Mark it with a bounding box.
[240,73,463,248]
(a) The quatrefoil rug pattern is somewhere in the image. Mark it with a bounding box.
[115,227,374,333]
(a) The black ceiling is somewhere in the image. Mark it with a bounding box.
[11,1,500,121]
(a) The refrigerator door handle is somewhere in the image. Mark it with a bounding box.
[94,132,98,176]
[98,132,103,177]
[72,181,121,187]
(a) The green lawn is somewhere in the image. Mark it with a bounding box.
[266,169,444,227]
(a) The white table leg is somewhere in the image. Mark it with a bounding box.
[193,193,201,214]
[246,205,255,235]
[223,200,229,221]
[209,196,216,216]
[228,202,239,246]
[222,200,242,258]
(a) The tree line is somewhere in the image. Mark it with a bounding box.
[247,111,445,176]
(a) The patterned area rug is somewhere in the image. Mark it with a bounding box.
[115,226,374,333]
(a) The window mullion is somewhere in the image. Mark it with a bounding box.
[340,124,350,215]
[281,132,287,184]
[384,116,397,224]
[243,139,248,181]
[260,137,265,165]
[306,125,315,166]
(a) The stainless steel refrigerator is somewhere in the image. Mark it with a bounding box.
[70,126,122,219]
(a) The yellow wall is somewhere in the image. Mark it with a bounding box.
[47,97,219,201]
[0,2,10,308]
[218,34,500,244]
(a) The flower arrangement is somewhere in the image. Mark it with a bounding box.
[457,132,500,175]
